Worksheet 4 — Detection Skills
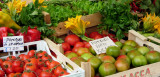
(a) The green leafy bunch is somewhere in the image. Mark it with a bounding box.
[14,0,63,43]
[44,0,105,26]
[99,0,139,40]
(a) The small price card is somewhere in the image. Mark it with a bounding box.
[89,36,117,54]
[3,36,24,52]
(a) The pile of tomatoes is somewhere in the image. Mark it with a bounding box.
[62,31,118,54]
[0,50,70,77]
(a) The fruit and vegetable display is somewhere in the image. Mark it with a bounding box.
[0,50,70,77]
[63,34,160,76]
[0,0,160,77]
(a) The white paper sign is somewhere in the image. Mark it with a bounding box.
[89,37,117,54]
[3,36,24,52]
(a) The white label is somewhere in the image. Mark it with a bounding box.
[3,36,24,52]
[89,37,117,54]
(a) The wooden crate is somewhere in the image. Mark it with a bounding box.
[44,38,91,77]
[53,12,102,36]
[129,30,160,51]
[44,30,160,77]
[106,30,160,77]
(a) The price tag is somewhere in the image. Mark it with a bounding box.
[3,36,24,52]
[89,37,117,54]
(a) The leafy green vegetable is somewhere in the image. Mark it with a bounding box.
[14,0,63,43]
[99,0,139,40]
[44,0,104,27]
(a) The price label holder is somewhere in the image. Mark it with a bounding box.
[3,36,24,56]
[89,36,117,55]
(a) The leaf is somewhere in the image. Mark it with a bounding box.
[140,5,148,9]
[116,29,124,40]
[30,10,38,15]
[20,26,28,33]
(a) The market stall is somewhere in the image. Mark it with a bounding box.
[0,0,160,77]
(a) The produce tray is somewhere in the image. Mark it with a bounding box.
[44,31,160,77]
[129,30,160,51]
[106,30,160,77]
[0,40,85,77]
[44,38,92,77]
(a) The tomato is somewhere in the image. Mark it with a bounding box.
[85,33,89,37]
[48,61,60,69]
[27,50,36,58]
[24,63,37,72]
[145,51,160,64]
[59,71,70,76]
[89,47,96,55]
[101,56,115,63]
[37,59,45,68]
[74,42,85,48]
[84,42,91,48]
[27,58,38,66]
[14,73,22,77]
[115,59,130,72]
[64,51,72,55]
[37,51,47,58]
[98,62,116,77]
[52,74,57,77]
[45,60,52,67]
[65,34,80,46]
[88,57,102,70]
[93,34,103,39]
[106,46,120,58]
[22,55,30,61]
[18,54,25,60]
[54,66,66,76]
[124,40,138,47]
[35,69,42,76]
[137,46,150,55]
[22,71,36,77]
[1,61,12,71]
[132,55,147,67]
[111,38,118,42]
[117,55,131,64]
[39,71,52,77]
[89,32,100,38]
[6,56,16,61]
[77,48,90,56]
[81,53,94,61]
[41,54,52,61]
[12,60,24,73]
[0,58,5,66]
[8,73,21,77]
[62,42,71,51]
[0,70,5,77]
[6,67,15,74]
[72,47,80,53]
[65,52,78,59]
[8,73,14,77]
[40,67,48,71]
[102,34,107,37]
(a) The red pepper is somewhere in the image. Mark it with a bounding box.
[16,27,41,43]
[0,27,15,47]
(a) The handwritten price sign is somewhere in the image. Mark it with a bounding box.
[89,37,117,54]
[3,36,24,52]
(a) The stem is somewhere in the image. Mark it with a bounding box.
[78,35,94,42]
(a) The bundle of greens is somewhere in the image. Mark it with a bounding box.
[44,0,104,26]
[14,0,63,43]
[99,0,139,40]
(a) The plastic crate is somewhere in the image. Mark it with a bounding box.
[0,40,85,77]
